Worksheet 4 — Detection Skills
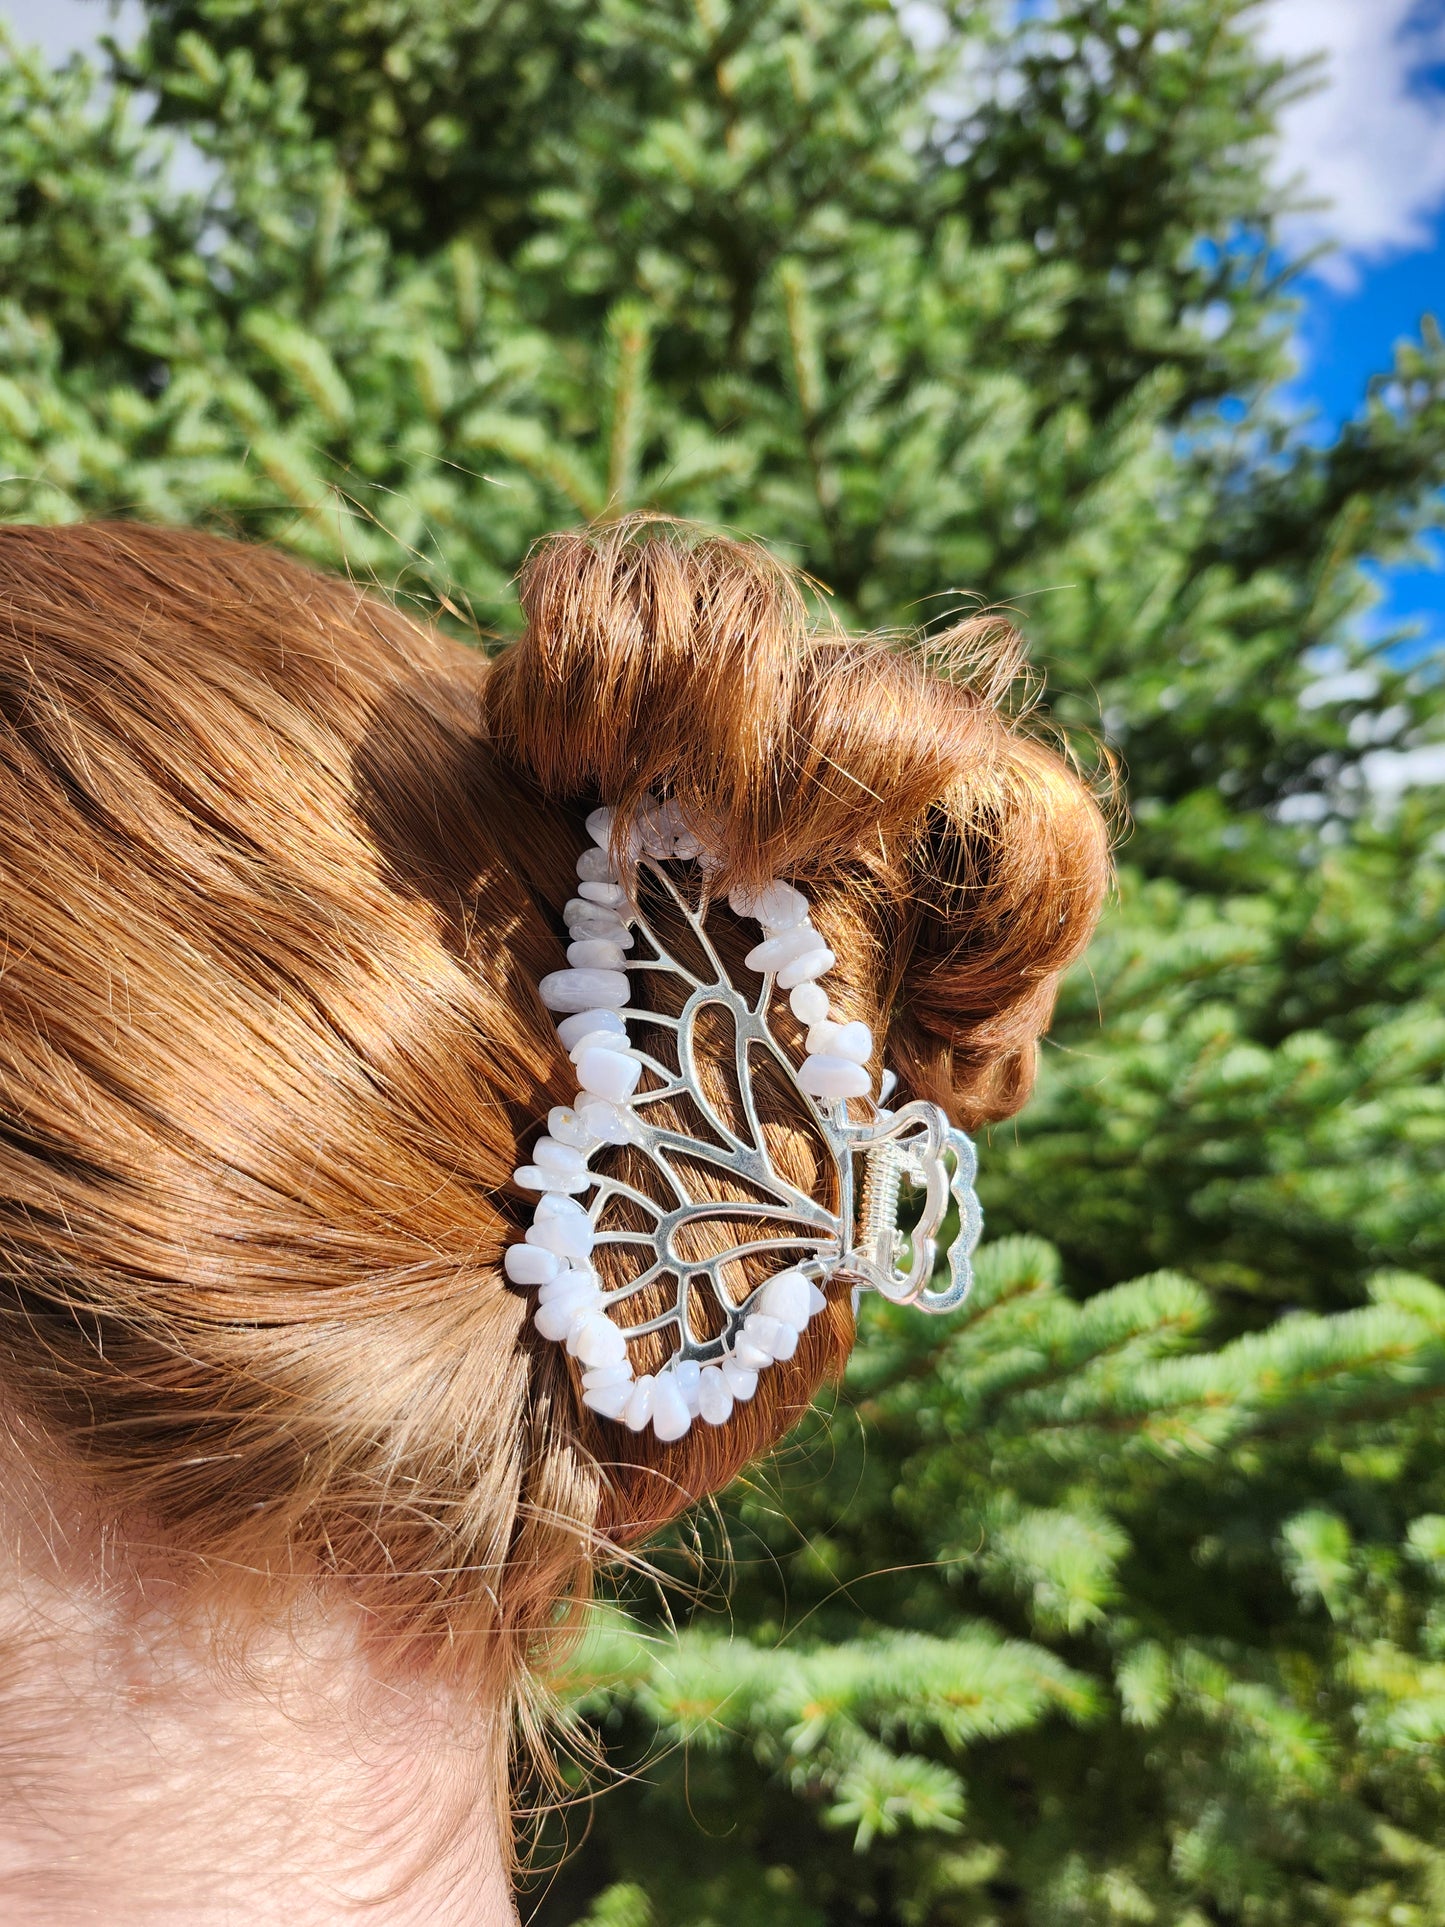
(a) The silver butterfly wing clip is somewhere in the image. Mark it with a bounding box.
[510,808,983,1440]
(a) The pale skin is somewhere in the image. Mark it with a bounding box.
[0,1441,517,1927]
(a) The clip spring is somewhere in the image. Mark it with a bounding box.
[859,1138,906,1279]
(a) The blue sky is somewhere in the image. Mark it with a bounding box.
[1256,0,1445,653]
[3,0,1445,651]
[1295,238,1444,428]
[1288,238,1445,651]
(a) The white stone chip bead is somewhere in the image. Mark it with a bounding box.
[576,1095,634,1144]
[757,884,810,927]
[566,938,627,970]
[720,1358,759,1400]
[504,1243,561,1285]
[789,980,830,1025]
[672,1358,702,1415]
[742,1313,787,1360]
[531,1138,589,1181]
[564,901,634,942]
[527,1214,594,1261]
[539,967,631,1012]
[576,846,617,883]
[558,913,628,944]
[582,1360,633,1390]
[568,1028,632,1063]
[566,894,628,917]
[547,1283,600,1316]
[569,1314,628,1368]
[673,831,702,859]
[537,1296,597,1332]
[536,1290,598,1327]
[589,810,641,860]
[829,1021,873,1065]
[636,801,673,858]
[733,1329,773,1370]
[776,945,836,989]
[567,924,630,955]
[622,1375,656,1431]
[698,1365,734,1426]
[757,1269,811,1330]
[535,1303,596,1343]
[575,1045,643,1103]
[547,1106,601,1152]
[808,1281,829,1316]
[513,1163,589,1194]
[730,881,808,928]
[798,1053,871,1100]
[568,898,630,923]
[578,879,627,908]
[556,1008,627,1050]
[559,934,619,970]
[769,1321,800,1362]
[536,1192,589,1223]
[745,925,821,975]
[534,1295,593,1342]
[651,1375,692,1441]
[582,1379,633,1419]
[563,895,622,924]
[805,1018,842,1055]
[537,1264,597,1302]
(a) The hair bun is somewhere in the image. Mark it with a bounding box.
[485,518,801,866]
[891,735,1111,1124]
[490,519,959,880]
[488,518,1109,1126]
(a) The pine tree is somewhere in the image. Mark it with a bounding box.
[3,2,1445,1920]
[551,1239,1445,1924]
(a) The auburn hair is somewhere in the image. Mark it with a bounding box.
[0,517,1107,1741]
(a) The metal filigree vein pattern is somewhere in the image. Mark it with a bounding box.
[507,801,983,1440]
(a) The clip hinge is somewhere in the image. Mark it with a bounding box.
[842,1102,982,1314]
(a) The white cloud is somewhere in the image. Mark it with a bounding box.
[1,0,143,64]
[1255,0,1445,282]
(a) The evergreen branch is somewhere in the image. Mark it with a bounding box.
[605,299,650,508]
[455,410,605,518]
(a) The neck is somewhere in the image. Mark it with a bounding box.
[0,1485,516,1926]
